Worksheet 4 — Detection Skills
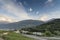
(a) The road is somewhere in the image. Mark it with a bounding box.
[22,34,60,40]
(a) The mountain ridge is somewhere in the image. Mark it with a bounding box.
[0,19,44,30]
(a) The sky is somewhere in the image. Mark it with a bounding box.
[0,0,60,22]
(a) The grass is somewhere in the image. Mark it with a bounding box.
[0,31,34,40]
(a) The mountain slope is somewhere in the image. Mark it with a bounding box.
[33,18,60,32]
[23,19,60,32]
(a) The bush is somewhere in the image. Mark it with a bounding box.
[44,31,52,37]
[54,31,60,36]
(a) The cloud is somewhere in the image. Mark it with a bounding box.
[48,0,53,2]
[36,11,39,15]
[49,11,60,18]
[0,0,33,21]
[29,8,33,12]
[0,15,16,22]
[0,0,60,22]
[38,10,60,21]
[44,0,54,7]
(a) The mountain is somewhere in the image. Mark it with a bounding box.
[0,20,44,30]
[0,21,9,24]
[28,18,60,32]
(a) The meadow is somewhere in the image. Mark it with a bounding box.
[0,30,34,40]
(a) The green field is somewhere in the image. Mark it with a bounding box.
[0,30,34,40]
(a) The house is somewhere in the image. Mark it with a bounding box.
[21,30,28,34]
[3,32,9,35]
[33,32,43,36]
[14,30,20,33]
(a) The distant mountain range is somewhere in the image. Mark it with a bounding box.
[0,20,44,30]
[0,18,60,30]
[0,21,9,24]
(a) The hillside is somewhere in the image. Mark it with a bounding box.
[36,19,60,32]
[22,19,60,36]
[23,19,60,32]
